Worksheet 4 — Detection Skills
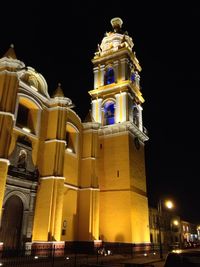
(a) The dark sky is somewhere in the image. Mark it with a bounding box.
[1,2,200,223]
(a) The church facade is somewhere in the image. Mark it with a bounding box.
[0,18,150,250]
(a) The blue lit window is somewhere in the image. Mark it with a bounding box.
[105,67,115,85]
[104,101,115,125]
[130,72,135,82]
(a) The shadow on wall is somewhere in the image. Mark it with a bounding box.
[115,233,124,242]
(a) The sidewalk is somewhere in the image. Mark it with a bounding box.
[95,252,166,266]
[121,254,165,265]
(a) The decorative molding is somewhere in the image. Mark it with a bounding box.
[40,176,65,180]
[98,121,148,142]
[0,111,15,120]
[45,139,66,145]
[0,158,10,165]
[64,183,99,191]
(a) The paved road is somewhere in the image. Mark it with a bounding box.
[153,261,165,267]
[0,253,167,267]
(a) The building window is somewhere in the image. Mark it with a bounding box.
[105,67,115,85]
[16,104,29,127]
[16,98,40,135]
[66,123,79,154]
[103,101,115,125]
[133,105,139,127]
[130,72,135,82]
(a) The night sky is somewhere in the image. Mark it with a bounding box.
[1,2,200,223]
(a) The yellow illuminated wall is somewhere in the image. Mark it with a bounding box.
[0,18,151,248]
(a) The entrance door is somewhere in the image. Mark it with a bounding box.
[0,195,23,249]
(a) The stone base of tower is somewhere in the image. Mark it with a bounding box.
[64,240,102,254]
[96,242,152,255]
[64,241,151,255]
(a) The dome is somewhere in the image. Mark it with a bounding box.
[95,17,134,58]
[19,67,50,98]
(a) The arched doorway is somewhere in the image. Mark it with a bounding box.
[0,195,23,249]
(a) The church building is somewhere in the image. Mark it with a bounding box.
[0,17,150,250]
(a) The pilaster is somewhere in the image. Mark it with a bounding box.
[0,159,9,222]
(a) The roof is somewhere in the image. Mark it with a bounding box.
[3,44,17,59]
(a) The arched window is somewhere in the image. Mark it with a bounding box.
[130,72,135,82]
[66,123,79,154]
[103,101,115,125]
[105,67,115,85]
[16,96,41,135]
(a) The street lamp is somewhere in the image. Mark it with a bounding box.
[157,199,174,259]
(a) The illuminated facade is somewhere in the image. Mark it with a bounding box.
[0,18,150,249]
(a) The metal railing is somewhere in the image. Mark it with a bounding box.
[0,243,163,267]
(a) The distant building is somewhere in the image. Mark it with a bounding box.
[0,18,150,250]
[149,207,199,249]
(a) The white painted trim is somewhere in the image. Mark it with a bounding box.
[40,176,65,180]
[14,127,38,140]
[0,158,10,165]
[80,187,100,191]
[64,184,78,190]
[45,139,66,144]
[0,111,15,120]
[17,93,43,109]
[64,183,100,191]
[82,157,96,160]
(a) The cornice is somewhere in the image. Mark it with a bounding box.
[98,121,149,142]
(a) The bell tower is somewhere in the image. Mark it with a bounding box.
[89,18,150,244]
[90,17,144,129]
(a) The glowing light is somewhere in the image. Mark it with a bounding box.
[165,200,174,209]
[153,252,156,255]
[66,257,69,260]
[22,127,31,133]
[34,256,38,259]
[172,249,182,254]
[144,253,147,256]
[173,220,179,226]
[0,263,3,266]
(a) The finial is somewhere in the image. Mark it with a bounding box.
[52,82,64,98]
[110,17,123,32]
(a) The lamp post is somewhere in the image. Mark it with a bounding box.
[157,199,174,259]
